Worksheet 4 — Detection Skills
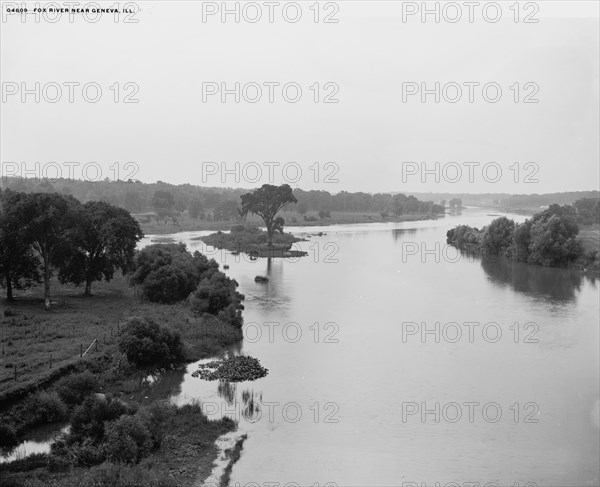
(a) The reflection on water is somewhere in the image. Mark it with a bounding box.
[0,423,70,463]
[481,256,594,302]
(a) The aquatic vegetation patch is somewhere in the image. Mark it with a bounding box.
[192,356,268,382]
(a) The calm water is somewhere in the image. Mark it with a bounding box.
[144,209,600,486]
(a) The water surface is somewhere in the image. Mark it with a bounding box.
[147,209,600,487]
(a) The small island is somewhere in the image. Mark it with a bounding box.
[201,225,308,259]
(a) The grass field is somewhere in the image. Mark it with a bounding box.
[0,277,133,403]
[0,274,241,403]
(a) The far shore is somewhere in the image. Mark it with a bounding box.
[139,211,443,236]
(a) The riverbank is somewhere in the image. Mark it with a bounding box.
[0,274,244,487]
[138,211,441,235]
[446,216,600,277]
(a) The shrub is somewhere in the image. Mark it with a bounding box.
[0,423,18,449]
[193,314,243,357]
[118,317,185,370]
[25,391,69,424]
[189,272,244,317]
[137,402,171,448]
[130,243,217,303]
[70,395,134,443]
[104,415,153,464]
[46,454,71,472]
[55,370,99,406]
[216,303,244,329]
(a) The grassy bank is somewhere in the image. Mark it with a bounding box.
[200,225,308,259]
[0,275,243,487]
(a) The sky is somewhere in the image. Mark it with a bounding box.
[1,0,599,195]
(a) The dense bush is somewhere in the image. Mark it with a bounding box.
[130,243,218,303]
[118,317,185,370]
[104,415,153,463]
[24,391,69,424]
[51,397,170,468]
[480,217,515,256]
[69,395,134,443]
[447,205,587,269]
[528,214,583,267]
[0,423,18,449]
[54,370,99,406]
[189,271,244,318]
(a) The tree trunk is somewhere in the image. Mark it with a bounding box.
[5,272,14,301]
[44,263,51,310]
[84,280,92,296]
[266,223,274,247]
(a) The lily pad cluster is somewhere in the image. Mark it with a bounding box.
[192,355,268,382]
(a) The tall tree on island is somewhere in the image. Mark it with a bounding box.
[21,192,81,309]
[58,201,144,296]
[240,184,297,246]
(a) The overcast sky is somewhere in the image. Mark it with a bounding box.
[1,1,599,194]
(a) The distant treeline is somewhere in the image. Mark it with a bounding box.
[0,177,444,221]
[408,191,600,211]
[446,201,599,271]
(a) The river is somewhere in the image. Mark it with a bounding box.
[136,208,600,487]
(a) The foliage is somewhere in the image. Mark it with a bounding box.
[104,415,153,463]
[447,205,586,269]
[189,271,244,319]
[54,371,100,407]
[528,214,583,267]
[392,194,443,216]
[118,317,185,370]
[17,192,81,308]
[480,217,515,256]
[58,201,143,295]
[0,423,18,449]
[151,190,175,219]
[200,225,304,257]
[240,184,297,245]
[130,243,217,303]
[23,391,69,424]
[69,395,135,443]
[192,355,268,382]
[0,190,41,300]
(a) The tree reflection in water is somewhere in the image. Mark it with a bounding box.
[481,256,596,303]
